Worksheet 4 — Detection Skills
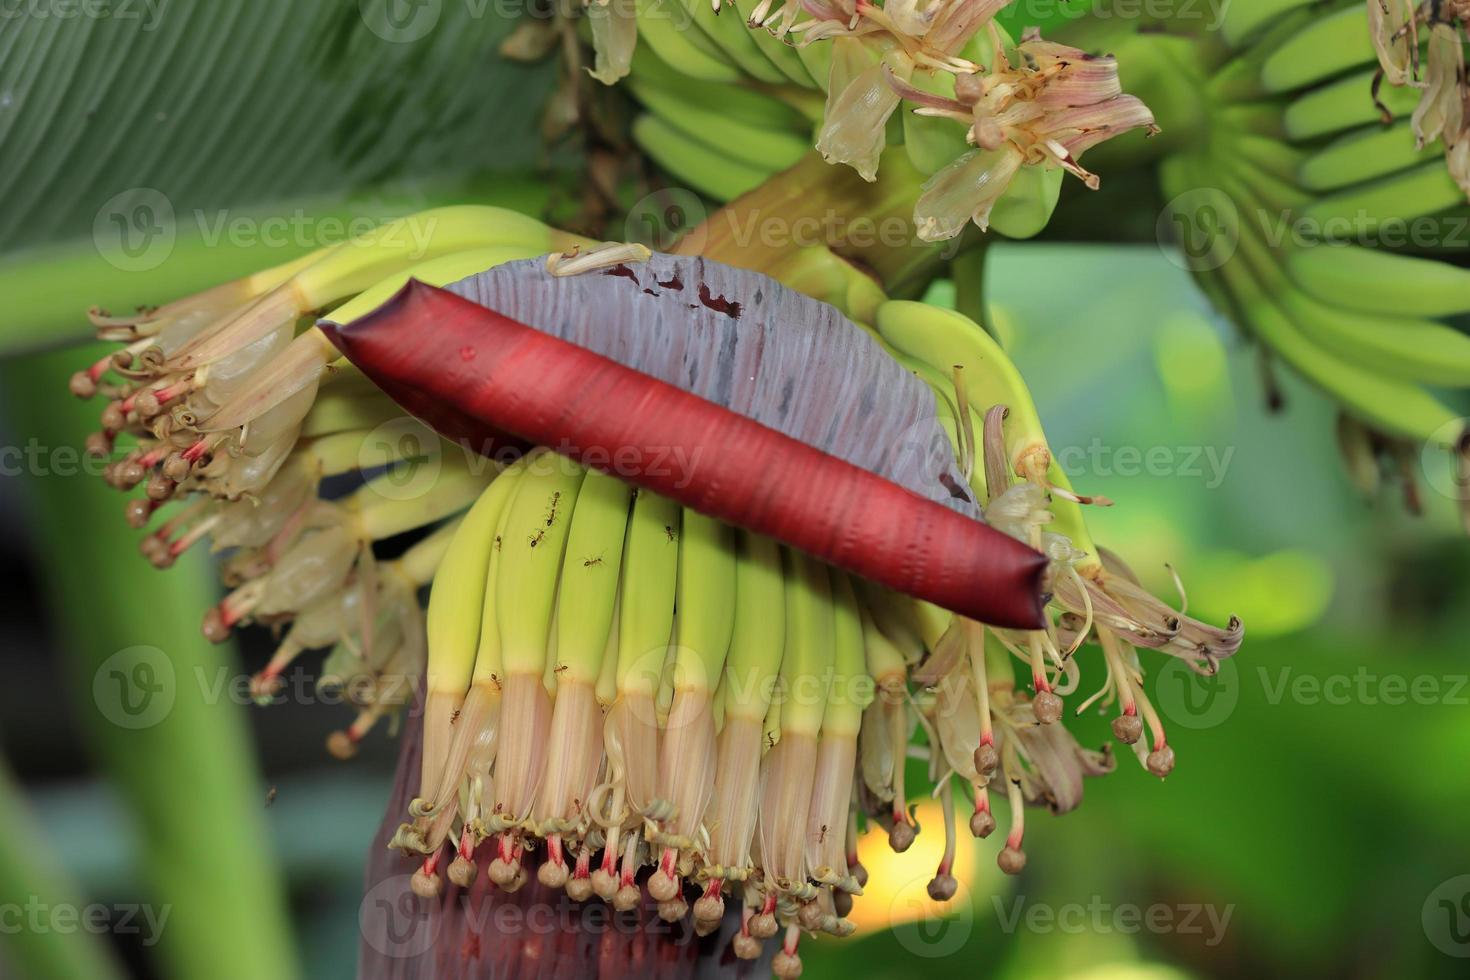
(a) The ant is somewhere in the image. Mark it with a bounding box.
[529,529,546,548]
[664,525,677,543]
[584,554,605,567]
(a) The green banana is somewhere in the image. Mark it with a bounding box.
[628,47,812,130]
[491,451,587,827]
[632,114,773,200]
[629,83,809,172]
[988,164,1064,240]
[634,0,743,84]
[1286,242,1470,317]
[1296,160,1465,233]
[1260,5,1377,94]
[1220,0,1316,48]
[1283,69,1420,141]
[1299,120,1439,191]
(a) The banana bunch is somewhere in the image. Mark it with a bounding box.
[1139,1,1470,524]
[618,3,1065,239]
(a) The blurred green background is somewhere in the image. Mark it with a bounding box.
[1,3,1468,979]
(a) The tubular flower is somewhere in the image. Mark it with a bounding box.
[71,221,1243,973]
[886,29,1159,239]
[789,0,1011,180]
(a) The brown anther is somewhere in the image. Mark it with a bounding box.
[100,401,126,432]
[797,900,824,931]
[1146,745,1176,777]
[70,371,99,399]
[118,461,146,488]
[998,846,1027,875]
[888,821,916,853]
[749,911,778,939]
[590,868,618,901]
[656,898,688,923]
[448,856,478,889]
[124,498,155,530]
[145,472,175,501]
[1032,690,1063,725]
[162,453,193,484]
[974,742,999,776]
[692,894,724,933]
[927,873,958,902]
[139,535,173,569]
[851,861,868,888]
[326,731,357,760]
[537,860,570,889]
[487,857,518,888]
[732,933,763,959]
[833,890,853,917]
[134,390,161,418]
[772,949,803,978]
[410,866,443,899]
[112,350,134,370]
[970,809,996,839]
[612,883,641,912]
[1111,714,1143,744]
[647,870,680,902]
[201,607,231,644]
[85,432,114,458]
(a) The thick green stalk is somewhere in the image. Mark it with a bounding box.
[0,347,299,980]
[0,757,126,980]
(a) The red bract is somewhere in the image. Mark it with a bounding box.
[321,278,1047,629]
